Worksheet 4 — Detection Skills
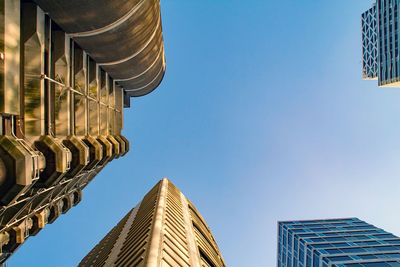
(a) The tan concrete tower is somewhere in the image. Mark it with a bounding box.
[79,179,226,267]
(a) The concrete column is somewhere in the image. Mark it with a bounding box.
[181,192,201,267]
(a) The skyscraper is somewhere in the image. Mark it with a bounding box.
[0,0,165,263]
[79,178,226,267]
[278,218,400,267]
[362,0,400,86]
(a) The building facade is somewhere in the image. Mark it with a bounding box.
[0,0,165,263]
[362,0,400,86]
[376,0,400,86]
[79,178,226,267]
[362,5,378,80]
[278,218,400,267]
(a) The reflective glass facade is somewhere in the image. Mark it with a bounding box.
[362,5,378,79]
[362,0,400,87]
[376,0,400,86]
[278,218,400,267]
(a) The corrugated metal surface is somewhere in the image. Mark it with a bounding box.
[33,0,166,98]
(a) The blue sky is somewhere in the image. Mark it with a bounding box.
[9,1,400,266]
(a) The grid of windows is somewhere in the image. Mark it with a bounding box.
[376,0,400,86]
[361,0,400,87]
[278,218,400,267]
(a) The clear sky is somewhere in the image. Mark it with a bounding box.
[9,1,400,266]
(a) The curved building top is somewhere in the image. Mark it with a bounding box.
[34,0,166,99]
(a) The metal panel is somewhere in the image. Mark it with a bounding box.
[22,3,45,141]
[88,101,98,136]
[87,58,98,136]
[0,0,20,115]
[32,0,166,99]
[108,76,115,135]
[108,77,115,109]
[87,57,97,98]
[72,44,87,137]
[99,69,108,136]
[114,85,123,135]
[52,30,70,138]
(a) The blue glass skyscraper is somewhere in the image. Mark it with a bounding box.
[278,218,400,267]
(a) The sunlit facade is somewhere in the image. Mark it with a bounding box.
[0,0,165,263]
[80,179,226,267]
[278,218,400,267]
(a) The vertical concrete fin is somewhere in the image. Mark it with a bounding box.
[145,178,168,267]
[181,192,201,267]
[104,203,141,267]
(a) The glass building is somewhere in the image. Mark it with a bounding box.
[278,218,400,267]
[376,0,400,86]
[362,0,400,86]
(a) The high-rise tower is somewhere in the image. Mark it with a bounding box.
[362,0,400,86]
[278,218,400,267]
[79,179,226,267]
[0,0,165,263]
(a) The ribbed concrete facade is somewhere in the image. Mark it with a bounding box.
[80,179,226,267]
